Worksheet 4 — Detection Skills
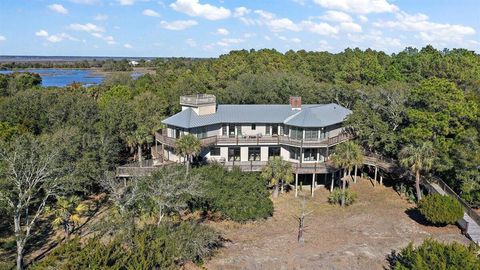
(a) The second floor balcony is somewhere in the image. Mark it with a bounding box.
[155,129,352,148]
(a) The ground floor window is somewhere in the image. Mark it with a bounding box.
[248,147,261,161]
[289,147,300,160]
[304,148,317,161]
[210,147,221,156]
[228,147,240,161]
[268,147,280,159]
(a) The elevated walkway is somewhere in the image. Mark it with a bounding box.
[365,153,480,245]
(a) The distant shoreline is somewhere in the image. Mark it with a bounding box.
[0,67,156,77]
[0,55,207,63]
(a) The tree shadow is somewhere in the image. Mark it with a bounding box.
[404,208,430,226]
[384,250,399,270]
[24,218,54,258]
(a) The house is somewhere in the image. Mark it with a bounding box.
[153,94,353,191]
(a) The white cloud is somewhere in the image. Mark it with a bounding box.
[234,7,250,17]
[124,43,132,48]
[160,20,198,30]
[36,30,77,43]
[170,0,231,20]
[291,37,302,43]
[320,11,352,22]
[185,38,197,47]
[301,21,339,35]
[243,33,256,38]
[374,11,476,45]
[358,15,368,22]
[94,14,108,21]
[216,38,244,47]
[216,28,229,35]
[340,22,362,32]
[48,4,68,14]
[143,9,160,17]
[0,35,6,41]
[255,10,301,32]
[68,23,105,32]
[35,30,49,37]
[118,0,135,5]
[91,32,116,44]
[313,0,398,14]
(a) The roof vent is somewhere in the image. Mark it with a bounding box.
[290,96,302,111]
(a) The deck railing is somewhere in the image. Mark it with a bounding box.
[426,176,480,226]
[156,131,351,148]
[180,94,216,106]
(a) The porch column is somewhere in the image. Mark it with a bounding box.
[354,165,358,183]
[295,173,299,198]
[330,172,334,192]
[374,166,378,186]
[311,174,316,197]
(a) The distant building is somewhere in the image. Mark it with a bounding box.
[129,60,139,66]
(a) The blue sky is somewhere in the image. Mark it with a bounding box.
[0,0,479,57]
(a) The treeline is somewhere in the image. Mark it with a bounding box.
[0,57,204,70]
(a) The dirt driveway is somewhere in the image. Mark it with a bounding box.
[205,179,470,270]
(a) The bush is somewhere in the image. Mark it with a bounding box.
[394,183,416,203]
[31,222,222,270]
[194,164,273,222]
[418,194,463,225]
[391,238,480,269]
[328,188,357,206]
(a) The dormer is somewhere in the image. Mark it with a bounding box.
[180,94,217,115]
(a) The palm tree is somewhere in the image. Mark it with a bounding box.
[126,125,152,167]
[399,142,434,202]
[331,141,363,207]
[175,134,202,175]
[261,157,294,198]
[50,196,88,240]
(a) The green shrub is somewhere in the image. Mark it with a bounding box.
[394,183,416,203]
[391,238,480,270]
[0,261,14,270]
[194,164,273,222]
[328,188,357,206]
[418,194,463,225]
[461,189,480,208]
[31,222,222,270]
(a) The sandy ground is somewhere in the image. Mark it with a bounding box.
[205,179,470,270]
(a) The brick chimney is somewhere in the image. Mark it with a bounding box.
[290,96,302,111]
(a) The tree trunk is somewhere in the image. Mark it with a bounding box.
[14,213,24,270]
[16,241,24,270]
[280,179,284,193]
[185,155,190,176]
[415,170,422,201]
[272,184,279,198]
[138,145,143,167]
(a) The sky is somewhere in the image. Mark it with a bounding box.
[0,0,479,57]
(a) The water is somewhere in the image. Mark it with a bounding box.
[0,69,105,87]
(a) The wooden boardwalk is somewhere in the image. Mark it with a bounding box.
[365,154,480,245]
[429,182,480,245]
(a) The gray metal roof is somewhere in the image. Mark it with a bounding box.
[162,103,351,129]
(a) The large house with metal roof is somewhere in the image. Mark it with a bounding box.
[153,94,353,189]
